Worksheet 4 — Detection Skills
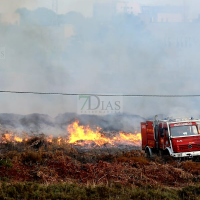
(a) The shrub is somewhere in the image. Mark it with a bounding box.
[0,159,13,168]
[181,161,200,175]
[21,151,42,163]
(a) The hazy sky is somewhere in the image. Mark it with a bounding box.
[0,0,199,19]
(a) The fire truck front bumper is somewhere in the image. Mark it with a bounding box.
[171,151,200,158]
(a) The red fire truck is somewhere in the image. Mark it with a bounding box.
[141,116,200,159]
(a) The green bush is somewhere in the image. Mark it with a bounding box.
[0,159,13,168]
[179,185,200,200]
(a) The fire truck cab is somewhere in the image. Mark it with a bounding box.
[141,116,200,158]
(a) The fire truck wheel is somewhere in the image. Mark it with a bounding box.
[145,151,150,158]
[162,150,173,162]
[158,150,163,157]
[145,148,152,158]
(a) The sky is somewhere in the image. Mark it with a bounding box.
[0,0,199,19]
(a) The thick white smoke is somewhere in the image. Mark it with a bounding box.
[0,0,200,127]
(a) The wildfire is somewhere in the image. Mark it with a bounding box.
[1,133,23,143]
[113,132,141,146]
[67,120,141,147]
[57,137,62,145]
[14,136,23,143]
[67,121,112,146]
[0,120,142,147]
[47,135,53,143]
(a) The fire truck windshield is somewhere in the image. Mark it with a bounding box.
[170,125,198,137]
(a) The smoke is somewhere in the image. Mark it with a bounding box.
[0,0,37,24]
[0,0,200,134]
[0,0,36,13]
[0,113,144,135]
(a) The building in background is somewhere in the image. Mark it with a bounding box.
[116,2,140,15]
[139,5,188,23]
[93,2,189,23]
[93,1,140,20]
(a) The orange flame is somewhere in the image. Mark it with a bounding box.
[67,121,113,146]
[14,136,23,143]
[57,137,61,145]
[1,133,23,143]
[47,135,53,143]
[113,132,141,146]
[67,120,141,146]
[4,133,12,141]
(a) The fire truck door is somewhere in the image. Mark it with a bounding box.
[159,128,164,149]
[197,123,200,134]
[164,128,170,149]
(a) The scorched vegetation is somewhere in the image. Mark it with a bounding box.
[0,134,199,199]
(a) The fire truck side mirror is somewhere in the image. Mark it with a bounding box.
[160,128,164,137]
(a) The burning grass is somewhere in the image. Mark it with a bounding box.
[0,120,141,148]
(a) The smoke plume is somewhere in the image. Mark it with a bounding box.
[0,0,200,133]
